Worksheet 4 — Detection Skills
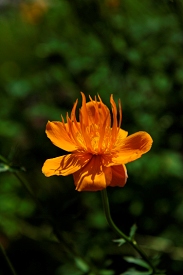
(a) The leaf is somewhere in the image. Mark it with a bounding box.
[113,238,126,246]
[74,257,89,273]
[99,269,114,275]
[129,224,137,240]
[123,257,150,270]
[9,166,26,173]
[55,263,84,275]
[0,155,8,163]
[0,163,9,173]
[121,268,152,275]
[0,160,25,173]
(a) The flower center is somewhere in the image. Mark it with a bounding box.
[87,123,112,154]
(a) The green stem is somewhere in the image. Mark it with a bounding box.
[0,242,17,275]
[101,189,157,274]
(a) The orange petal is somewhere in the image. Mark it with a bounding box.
[109,164,128,187]
[42,152,92,177]
[110,95,118,141]
[118,98,122,128]
[117,128,128,139]
[111,128,128,151]
[73,155,112,191]
[46,121,78,152]
[80,92,89,126]
[112,131,153,164]
[86,101,111,126]
[80,92,111,127]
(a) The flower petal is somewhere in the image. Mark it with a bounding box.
[112,131,153,164]
[109,164,128,187]
[117,128,128,140]
[73,155,112,191]
[42,152,92,177]
[80,92,111,127]
[46,121,78,152]
[110,94,118,141]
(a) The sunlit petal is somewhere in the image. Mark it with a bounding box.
[80,92,89,126]
[109,164,128,187]
[42,153,92,177]
[110,95,118,141]
[80,92,111,127]
[112,131,153,164]
[73,155,112,191]
[46,121,78,152]
[86,100,111,126]
[117,128,128,140]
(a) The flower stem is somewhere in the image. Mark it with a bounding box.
[101,189,157,274]
[0,242,17,275]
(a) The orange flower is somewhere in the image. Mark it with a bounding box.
[42,93,153,191]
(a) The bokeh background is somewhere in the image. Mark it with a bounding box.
[0,0,183,274]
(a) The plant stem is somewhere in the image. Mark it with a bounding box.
[0,242,17,275]
[101,188,157,274]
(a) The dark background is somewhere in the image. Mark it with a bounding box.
[0,0,183,274]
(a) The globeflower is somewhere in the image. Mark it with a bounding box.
[42,93,153,191]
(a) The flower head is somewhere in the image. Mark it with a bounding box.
[42,93,153,191]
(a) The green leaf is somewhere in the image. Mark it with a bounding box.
[9,166,26,173]
[0,155,8,163]
[55,263,84,275]
[113,238,126,246]
[0,163,9,173]
[74,257,89,273]
[121,268,152,275]
[123,257,150,270]
[129,224,137,240]
[99,270,114,275]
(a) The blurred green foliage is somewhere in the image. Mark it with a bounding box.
[0,0,183,274]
